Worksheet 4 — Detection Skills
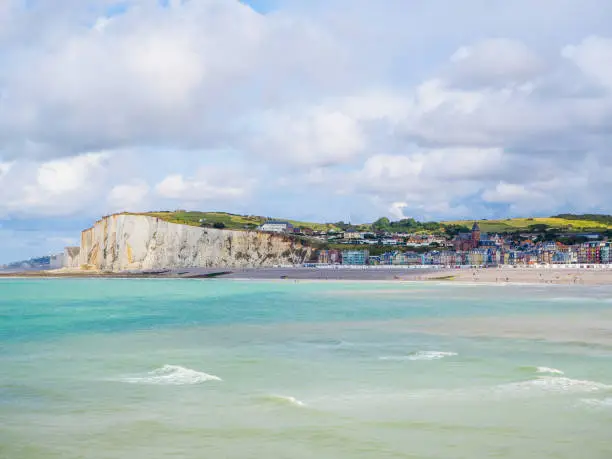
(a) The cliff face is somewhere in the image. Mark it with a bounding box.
[76,214,313,271]
[63,247,81,269]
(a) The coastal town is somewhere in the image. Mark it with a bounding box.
[5,213,612,272]
[258,220,612,267]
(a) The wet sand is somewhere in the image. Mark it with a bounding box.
[421,267,612,286]
[0,267,439,281]
[3,266,612,284]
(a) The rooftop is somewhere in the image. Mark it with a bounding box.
[262,221,291,225]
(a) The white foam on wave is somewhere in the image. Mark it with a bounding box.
[257,394,307,408]
[536,366,565,375]
[581,397,612,408]
[121,365,222,385]
[269,395,306,407]
[498,376,610,395]
[380,351,458,361]
[405,351,458,361]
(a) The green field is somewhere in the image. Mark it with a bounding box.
[134,211,342,232]
[441,217,612,233]
[129,211,612,235]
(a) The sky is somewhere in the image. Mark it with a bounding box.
[1,0,612,262]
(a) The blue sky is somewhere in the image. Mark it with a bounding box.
[1,0,612,262]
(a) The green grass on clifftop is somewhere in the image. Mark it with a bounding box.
[135,211,341,232]
[128,212,612,235]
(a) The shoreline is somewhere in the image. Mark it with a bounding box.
[0,267,437,282]
[420,267,612,286]
[1,266,612,285]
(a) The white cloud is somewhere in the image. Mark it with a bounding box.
[0,161,13,176]
[0,153,110,217]
[155,168,253,202]
[482,182,534,203]
[360,154,422,184]
[108,180,150,211]
[36,153,108,194]
[0,0,347,161]
[449,39,545,87]
[388,202,408,220]
[251,108,365,166]
[562,36,612,89]
[0,0,612,229]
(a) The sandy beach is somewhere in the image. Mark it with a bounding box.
[420,267,612,285]
[2,266,612,285]
[0,266,438,281]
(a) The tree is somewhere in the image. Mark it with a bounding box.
[422,221,442,231]
[213,222,226,229]
[557,234,589,245]
[528,224,549,233]
[535,231,559,243]
[443,224,470,237]
[372,217,391,230]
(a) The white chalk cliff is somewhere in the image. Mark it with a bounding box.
[72,214,313,271]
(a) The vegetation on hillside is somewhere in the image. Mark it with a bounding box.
[371,217,441,233]
[552,214,612,225]
[442,216,612,233]
[441,224,471,236]
[136,211,342,232]
[131,211,612,237]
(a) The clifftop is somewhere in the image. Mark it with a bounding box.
[124,211,342,233]
[85,211,612,247]
[117,211,612,235]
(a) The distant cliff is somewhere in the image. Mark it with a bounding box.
[73,214,314,272]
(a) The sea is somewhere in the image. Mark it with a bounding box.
[1,278,611,459]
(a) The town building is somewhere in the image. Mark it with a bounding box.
[316,249,343,264]
[259,221,293,233]
[342,250,369,265]
[343,229,365,240]
[453,222,482,251]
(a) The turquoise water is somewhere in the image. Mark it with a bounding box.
[1,279,612,458]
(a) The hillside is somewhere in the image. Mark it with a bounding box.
[134,211,342,232]
[130,211,612,235]
[441,217,612,233]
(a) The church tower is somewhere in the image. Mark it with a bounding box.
[471,222,481,248]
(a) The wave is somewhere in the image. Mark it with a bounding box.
[259,394,306,407]
[121,365,222,385]
[518,365,565,376]
[581,397,612,408]
[381,351,458,361]
[498,376,610,395]
[536,366,564,375]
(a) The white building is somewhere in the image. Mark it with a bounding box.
[343,230,365,240]
[259,221,293,233]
